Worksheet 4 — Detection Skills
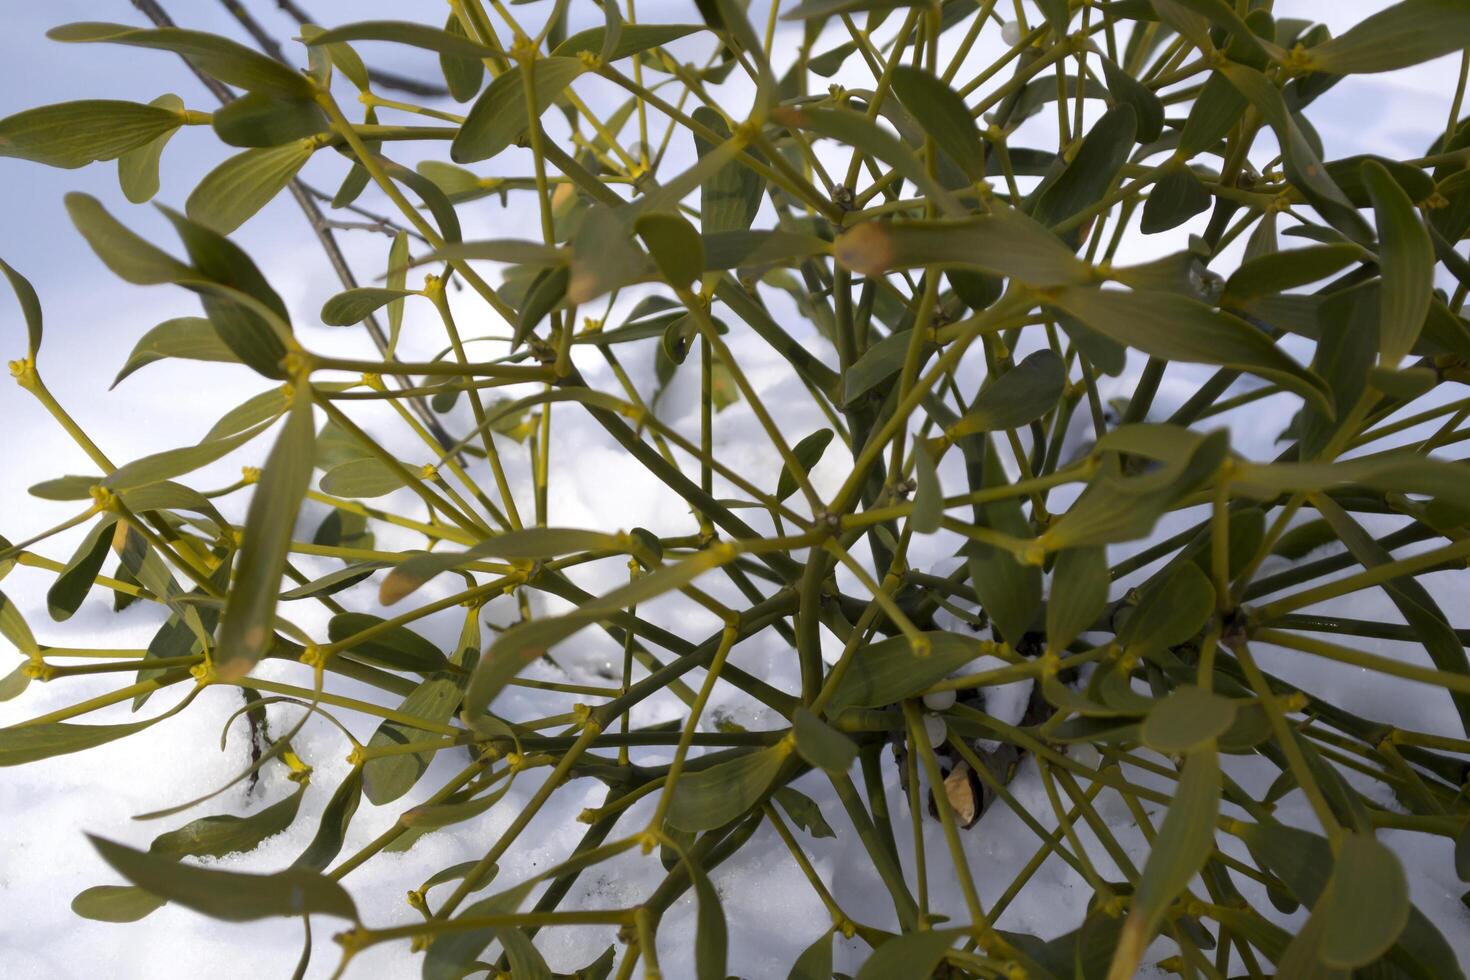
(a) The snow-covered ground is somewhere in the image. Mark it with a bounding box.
[2,2,1468,977]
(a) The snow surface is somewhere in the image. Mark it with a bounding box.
[2,1,1469,977]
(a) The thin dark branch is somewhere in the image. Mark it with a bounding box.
[273,0,452,98]
[296,180,428,243]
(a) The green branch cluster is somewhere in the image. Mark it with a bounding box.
[3,0,1470,977]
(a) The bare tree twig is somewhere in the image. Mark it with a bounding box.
[296,180,428,243]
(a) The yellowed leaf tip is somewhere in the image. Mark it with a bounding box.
[833,223,894,278]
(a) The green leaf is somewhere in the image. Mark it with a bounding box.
[890,65,984,181]
[635,212,705,289]
[857,929,964,980]
[781,0,920,21]
[1140,165,1210,234]
[321,287,419,327]
[829,631,989,711]
[71,885,167,923]
[772,104,964,217]
[112,316,238,387]
[1047,287,1332,415]
[1046,546,1108,652]
[1296,291,1375,459]
[327,613,449,673]
[777,429,834,501]
[149,783,305,860]
[0,716,166,766]
[702,230,826,271]
[209,388,292,443]
[118,94,184,201]
[1108,747,1220,979]
[792,707,858,774]
[415,160,494,201]
[452,57,586,163]
[1118,562,1215,663]
[0,590,39,657]
[668,744,787,832]
[1222,243,1362,303]
[966,441,1040,648]
[27,476,98,501]
[771,786,835,838]
[1320,834,1410,968]
[296,23,368,91]
[47,518,117,621]
[88,834,358,922]
[402,779,516,831]
[552,24,702,61]
[789,929,835,980]
[363,631,471,804]
[104,417,277,492]
[438,15,485,103]
[411,238,566,268]
[158,205,294,378]
[809,42,858,77]
[1238,820,1462,979]
[515,264,570,349]
[1032,105,1136,231]
[1177,69,1248,158]
[422,887,542,980]
[1044,428,1228,549]
[833,206,1092,286]
[911,442,943,535]
[1186,505,1266,582]
[50,23,312,98]
[689,853,729,980]
[1308,0,1470,75]
[215,376,315,680]
[318,457,405,498]
[306,20,500,58]
[692,106,763,234]
[211,91,328,148]
[843,330,917,405]
[1232,453,1470,516]
[186,140,315,234]
[65,192,194,286]
[1100,55,1163,143]
[386,232,410,347]
[949,350,1066,437]
[1271,518,1336,561]
[0,662,31,703]
[567,206,650,305]
[0,258,43,361]
[292,766,363,871]
[0,98,183,169]
[280,560,382,601]
[1325,154,1436,208]
[1140,685,1237,754]
[1363,159,1434,366]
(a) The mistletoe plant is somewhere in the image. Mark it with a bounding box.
[4,0,1470,977]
